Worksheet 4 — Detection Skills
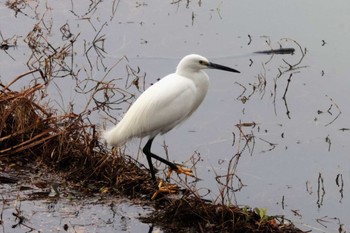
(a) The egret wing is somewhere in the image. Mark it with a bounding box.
[103,74,197,145]
[129,74,197,137]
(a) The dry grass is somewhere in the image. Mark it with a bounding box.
[143,197,306,233]
[0,72,154,198]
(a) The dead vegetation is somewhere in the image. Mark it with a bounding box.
[0,71,307,233]
[143,198,305,233]
[0,72,154,198]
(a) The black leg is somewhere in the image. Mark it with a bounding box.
[143,138,156,182]
[143,137,177,183]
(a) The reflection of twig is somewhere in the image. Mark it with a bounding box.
[234,82,255,104]
[215,153,245,205]
[70,0,103,18]
[125,65,146,91]
[335,173,344,203]
[273,39,307,118]
[236,122,257,156]
[25,14,79,81]
[5,0,38,18]
[111,0,121,20]
[261,37,274,64]
[84,22,107,71]
[316,216,329,228]
[60,23,73,40]
[73,55,146,122]
[0,197,5,228]
[243,38,307,118]
[281,38,306,68]
[247,34,252,45]
[257,64,267,99]
[235,82,246,101]
[236,63,267,103]
[249,59,253,67]
[258,137,277,153]
[0,31,17,61]
[282,73,293,119]
[214,122,259,204]
[324,95,342,126]
[12,194,36,231]
[305,180,312,195]
[315,216,345,232]
[317,173,325,208]
[215,4,223,20]
[325,135,331,152]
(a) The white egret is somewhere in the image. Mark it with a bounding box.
[103,54,240,183]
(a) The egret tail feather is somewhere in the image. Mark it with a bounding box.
[102,127,129,146]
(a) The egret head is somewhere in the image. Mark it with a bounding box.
[175,54,208,73]
[176,54,240,75]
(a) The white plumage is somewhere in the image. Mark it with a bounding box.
[103,54,210,145]
[103,54,239,182]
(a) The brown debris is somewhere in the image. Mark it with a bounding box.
[0,72,154,198]
[144,198,306,233]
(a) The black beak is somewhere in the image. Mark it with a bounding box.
[209,62,240,73]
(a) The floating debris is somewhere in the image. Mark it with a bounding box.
[254,48,295,55]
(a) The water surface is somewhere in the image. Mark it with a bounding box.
[1,0,350,232]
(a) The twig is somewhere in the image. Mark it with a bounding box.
[2,69,46,91]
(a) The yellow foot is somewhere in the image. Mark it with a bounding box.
[112,147,118,157]
[166,164,194,179]
[151,180,179,200]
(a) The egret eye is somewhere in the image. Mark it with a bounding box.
[199,60,205,65]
